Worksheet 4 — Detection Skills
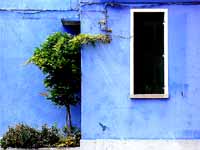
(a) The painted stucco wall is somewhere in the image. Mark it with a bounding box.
[81,2,200,139]
[0,0,79,10]
[0,0,80,136]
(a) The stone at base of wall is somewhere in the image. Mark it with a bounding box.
[81,139,200,150]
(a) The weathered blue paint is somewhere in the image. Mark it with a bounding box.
[81,2,200,139]
[0,0,79,10]
[1,0,200,141]
[0,0,80,136]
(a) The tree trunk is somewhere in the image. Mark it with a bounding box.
[66,104,72,135]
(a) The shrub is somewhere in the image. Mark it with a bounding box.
[40,124,60,147]
[0,124,40,149]
[0,124,60,149]
[56,127,81,147]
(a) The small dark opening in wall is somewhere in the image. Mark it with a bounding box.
[134,12,164,94]
[61,19,80,35]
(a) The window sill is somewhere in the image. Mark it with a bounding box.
[130,94,169,99]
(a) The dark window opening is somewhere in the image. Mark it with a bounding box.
[61,19,80,35]
[134,12,164,94]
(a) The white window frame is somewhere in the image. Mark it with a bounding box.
[130,9,168,99]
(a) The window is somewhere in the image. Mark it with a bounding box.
[130,9,168,98]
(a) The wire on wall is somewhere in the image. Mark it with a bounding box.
[80,1,200,38]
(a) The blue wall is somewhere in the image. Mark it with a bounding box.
[0,0,79,10]
[0,0,80,136]
[81,3,200,139]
